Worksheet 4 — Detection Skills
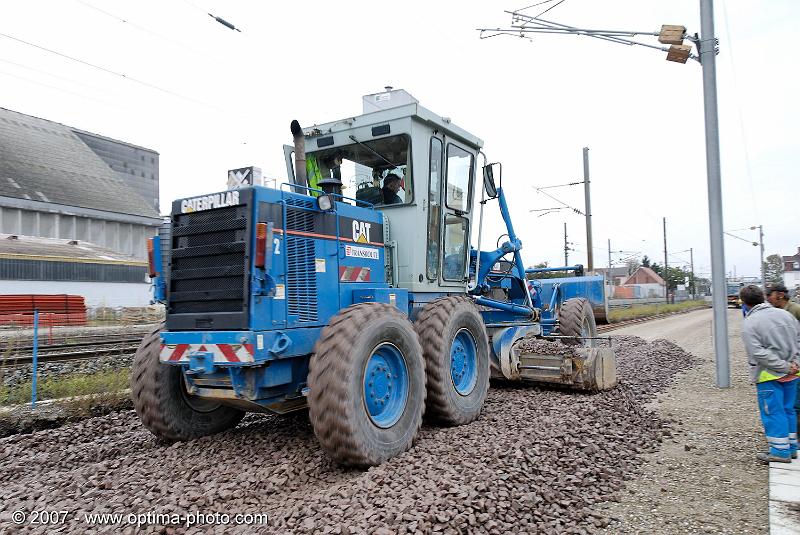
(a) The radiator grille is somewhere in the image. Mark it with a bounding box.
[168,203,249,318]
[286,236,318,322]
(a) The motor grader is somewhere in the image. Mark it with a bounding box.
[133,89,617,466]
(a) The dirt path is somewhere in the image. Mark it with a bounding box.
[599,308,767,534]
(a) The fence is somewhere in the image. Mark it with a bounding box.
[0,296,164,408]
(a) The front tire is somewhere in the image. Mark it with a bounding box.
[414,296,490,426]
[558,298,597,347]
[130,324,244,441]
[308,303,426,467]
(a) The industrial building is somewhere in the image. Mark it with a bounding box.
[0,234,151,308]
[0,107,162,261]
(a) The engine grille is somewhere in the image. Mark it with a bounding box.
[285,199,318,323]
[167,199,250,329]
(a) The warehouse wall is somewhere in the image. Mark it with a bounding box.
[0,206,156,260]
[0,280,152,308]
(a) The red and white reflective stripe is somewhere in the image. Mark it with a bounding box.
[339,266,371,282]
[159,343,255,363]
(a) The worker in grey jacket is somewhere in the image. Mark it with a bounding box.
[740,285,800,463]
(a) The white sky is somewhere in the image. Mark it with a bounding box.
[1,0,797,279]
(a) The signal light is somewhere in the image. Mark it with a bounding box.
[255,223,267,268]
[146,238,157,278]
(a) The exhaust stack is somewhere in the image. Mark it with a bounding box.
[290,120,308,189]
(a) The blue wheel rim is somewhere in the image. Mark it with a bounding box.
[363,343,409,428]
[450,328,478,396]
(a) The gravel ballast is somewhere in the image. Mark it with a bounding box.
[0,335,695,534]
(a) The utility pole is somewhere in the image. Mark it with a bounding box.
[754,225,765,285]
[479,0,729,386]
[663,217,669,303]
[701,0,730,387]
[564,222,569,266]
[583,147,593,272]
[608,239,612,273]
[689,247,695,300]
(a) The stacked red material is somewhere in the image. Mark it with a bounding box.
[0,294,87,326]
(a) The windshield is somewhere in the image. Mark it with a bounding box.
[306,134,411,207]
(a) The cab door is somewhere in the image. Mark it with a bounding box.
[439,138,475,286]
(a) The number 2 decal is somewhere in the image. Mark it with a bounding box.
[273,238,281,255]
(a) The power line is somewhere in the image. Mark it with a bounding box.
[0,69,126,110]
[535,0,568,18]
[533,186,585,215]
[720,0,759,223]
[0,31,236,116]
[71,0,229,64]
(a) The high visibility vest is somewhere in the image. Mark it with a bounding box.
[758,369,800,383]
[306,156,322,197]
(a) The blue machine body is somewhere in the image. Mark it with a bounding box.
[149,180,608,413]
[156,184,420,413]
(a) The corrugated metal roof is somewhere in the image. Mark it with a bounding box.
[0,107,159,218]
[0,234,145,265]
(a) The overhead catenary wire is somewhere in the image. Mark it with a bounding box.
[0,31,242,117]
[71,0,231,65]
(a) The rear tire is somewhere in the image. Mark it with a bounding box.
[308,303,426,466]
[414,296,490,426]
[558,298,597,347]
[130,323,244,441]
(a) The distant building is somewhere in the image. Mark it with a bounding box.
[0,234,150,307]
[0,107,162,260]
[594,266,632,286]
[614,266,666,299]
[783,247,800,290]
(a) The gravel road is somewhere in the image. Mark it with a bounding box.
[0,326,701,535]
[598,308,767,534]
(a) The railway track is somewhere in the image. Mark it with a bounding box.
[0,338,142,367]
[0,309,709,368]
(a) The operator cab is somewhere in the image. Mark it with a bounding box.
[285,89,484,296]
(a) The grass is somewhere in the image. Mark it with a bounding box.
[608,300,710,323]
[0,368,130,407]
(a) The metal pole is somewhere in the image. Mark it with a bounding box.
[582,147,593,272]
[564,222,569,266]
[32,309,38,408]
[608,238,612,298]
[663,217,669,304]
[758,225,765,286]
[700,0,730,388]
[690,247,696,300]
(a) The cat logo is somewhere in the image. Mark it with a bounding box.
[352,220,372,244]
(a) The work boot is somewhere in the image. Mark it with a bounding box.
[757,452,791,464]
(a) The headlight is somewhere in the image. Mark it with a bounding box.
[317,195,333,211]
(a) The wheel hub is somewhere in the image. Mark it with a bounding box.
[364,343,409,428]
[450,329,478,396]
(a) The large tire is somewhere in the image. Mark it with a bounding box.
[414,296,490,426]
[308,303,425,467]
[558,298,597,347]
[130,323,244,441]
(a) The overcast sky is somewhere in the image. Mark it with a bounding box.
[2,0,797,279]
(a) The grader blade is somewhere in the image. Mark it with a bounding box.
[515,345,617,392]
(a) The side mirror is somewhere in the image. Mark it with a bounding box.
[483,163,500,198]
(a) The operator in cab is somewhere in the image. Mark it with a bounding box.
[381,174,403,205]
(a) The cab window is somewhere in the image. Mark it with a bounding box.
[442,214,468,281]
[426,137,443,280]
[306,134,411,207]
[445,144,473,212]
